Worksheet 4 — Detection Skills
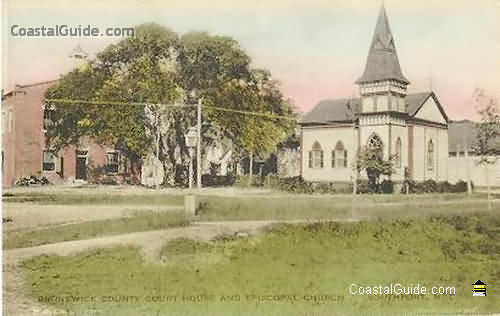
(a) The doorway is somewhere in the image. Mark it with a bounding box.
[76,150,88,181]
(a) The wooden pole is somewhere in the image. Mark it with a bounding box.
[249,151,253,187]
[351,124,357,220]
[189,148,194,189]
[196,98,202,189]
[465,146,472,195]
[487,161,492,210]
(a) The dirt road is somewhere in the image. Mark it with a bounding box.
[2,221,276,316]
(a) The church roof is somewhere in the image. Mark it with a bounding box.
[300,92,431,125]
[300,98,360,124]
[356,5,409,85]
[406,91,434,115]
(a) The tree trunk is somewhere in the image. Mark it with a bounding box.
[249,151,253,176]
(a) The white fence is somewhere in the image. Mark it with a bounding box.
[447,156,500,187]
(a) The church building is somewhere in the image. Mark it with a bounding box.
[300,4,449,183]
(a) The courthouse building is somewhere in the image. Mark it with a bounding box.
[1,47,134,188]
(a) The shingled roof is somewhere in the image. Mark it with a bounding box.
[356,5,409,85]
[300,92,432,125]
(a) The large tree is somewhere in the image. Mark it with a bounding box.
[45,23,295,184]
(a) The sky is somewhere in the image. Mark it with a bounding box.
[1,0,499,120]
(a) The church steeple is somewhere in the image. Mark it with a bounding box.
[356,4,409,85]
[356,4,410,114]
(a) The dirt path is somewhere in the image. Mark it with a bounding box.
[2,221,279,316]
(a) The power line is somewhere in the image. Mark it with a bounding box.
[45,98,194,108]
[44,98,297,121]
[206,105,295,121]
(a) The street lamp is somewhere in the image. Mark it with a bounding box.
[185,126,198,189]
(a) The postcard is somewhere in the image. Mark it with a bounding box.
[2,0,499,315]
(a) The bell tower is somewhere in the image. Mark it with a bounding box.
[68,44,89,71]
[356,4,409,113]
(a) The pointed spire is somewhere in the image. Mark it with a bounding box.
[356,4,409,85]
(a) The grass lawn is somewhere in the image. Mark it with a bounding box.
[2,192,185,206]
[23,213,500,316]
[4,211,189,250]
[3,191,498,250]
[196,194,498,221]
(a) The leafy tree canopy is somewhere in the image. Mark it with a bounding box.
[45,23,296,171]
[356,138,394,192]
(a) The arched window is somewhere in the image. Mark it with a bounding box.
[368,134,383,149]
[395,138,402,168]
[427,140,434,171]
[332,141,347,168]
[308,141,324,169]
[367,133,383,159]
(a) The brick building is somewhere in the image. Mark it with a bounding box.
[1,80,136,188]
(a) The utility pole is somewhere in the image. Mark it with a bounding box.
[156,108,160,160]
[465,143,472,195]
[196,98,202,189]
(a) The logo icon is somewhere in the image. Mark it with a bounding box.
[472,280,486,297]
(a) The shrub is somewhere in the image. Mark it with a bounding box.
[312,182,336,194]
[437,181,453,193]
[234,175,263,187]
[334,183,354,194]
[421,179,438,193]
[15,175,51,186]
[356,180,375,194]
[202,174,236,187]
[453,180,471,193]
[401,180,416,194]
[380,180,394,194]
[277,176,314,194]
[400,179,473,194]
[98,177,118,185]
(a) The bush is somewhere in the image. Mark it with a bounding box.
[312,182,336,194]
[356,180,374,194]
[277,176,314,194]
[421,179,438,193]
[97,177,118,185]
[400,179,473,194]
[202,174,236,187]
[453,180,472,193]
[234,175,263,187]
[380,180,394,194]
[437,181,453,193]
[401,180,416,194]
[15,175,51,186]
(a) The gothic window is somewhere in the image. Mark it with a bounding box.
[367,134,383,159]
[395,138,402,168]
[332,141,347,168]
[106,151,119,174]
[427,140,434,171]
[308,141,324,169]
